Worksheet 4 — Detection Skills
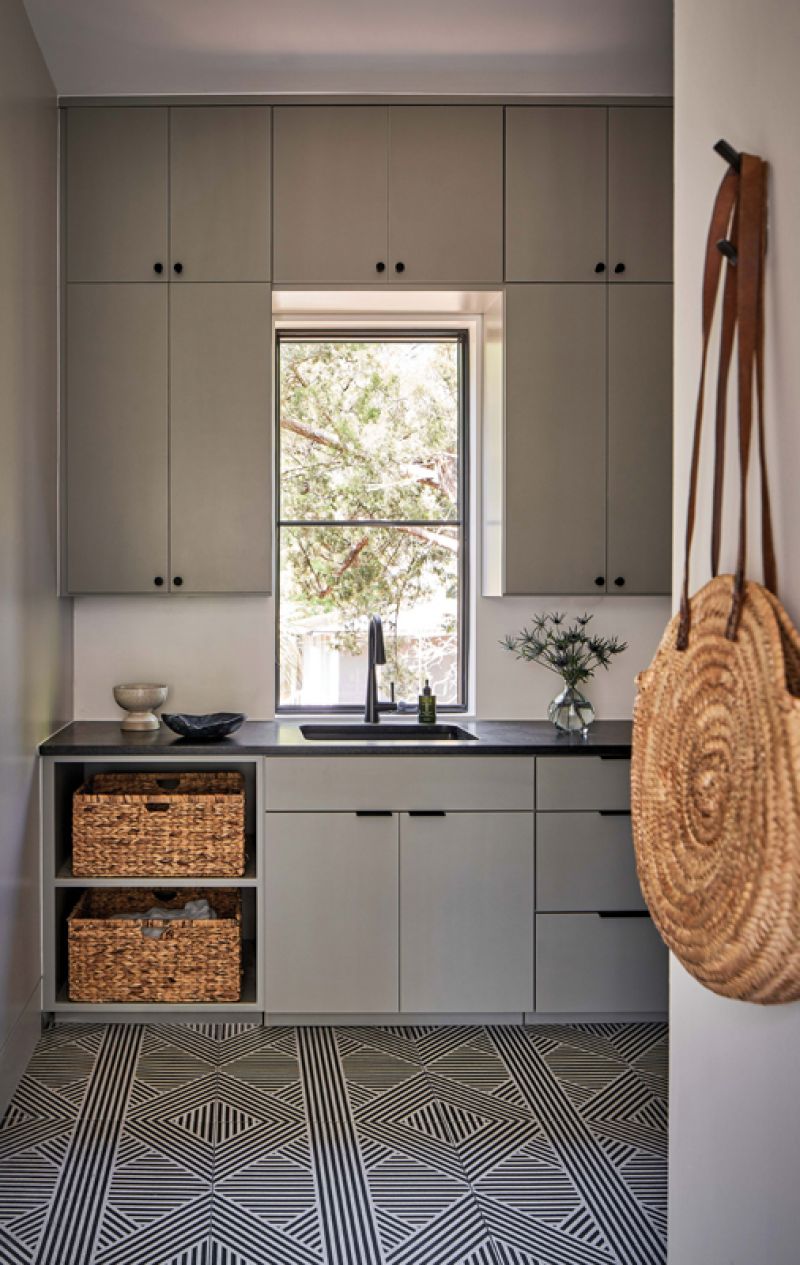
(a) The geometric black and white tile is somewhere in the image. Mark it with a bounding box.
[0,1022,668,1264]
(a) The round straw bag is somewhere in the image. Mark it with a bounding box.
[632,153,800,1004]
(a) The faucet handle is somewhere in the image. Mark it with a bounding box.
[390,680,396,703]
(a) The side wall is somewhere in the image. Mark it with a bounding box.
[0,0,72,1106]
[670,2,800,1261]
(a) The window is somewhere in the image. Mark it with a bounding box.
[276,330,468,710]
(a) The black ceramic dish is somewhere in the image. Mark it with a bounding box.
[161,712,246,741]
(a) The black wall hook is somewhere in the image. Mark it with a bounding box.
[714,138,742,172]
[716,237,738,265]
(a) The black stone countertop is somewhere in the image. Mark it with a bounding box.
[40,719,632,757]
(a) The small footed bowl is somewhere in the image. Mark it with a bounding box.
[113,683,168,732]
[161,712,246,741]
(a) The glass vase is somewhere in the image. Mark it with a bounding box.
[548,684,595,734]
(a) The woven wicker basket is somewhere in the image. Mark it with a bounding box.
[67,888,242,1003]
[72,771,245,877]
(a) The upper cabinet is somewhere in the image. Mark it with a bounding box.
[505,105,672,283]
[272,105,503,284]
[66,105,270,283]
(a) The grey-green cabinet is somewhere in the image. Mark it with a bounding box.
[169,285,271,594]
[536,914,667,1014]
[272,105,503,283]
[66,105,270,282]
[65,283,271,595]
[264,813,399,1014]
[505,105,672,283]
[65,285,169,594]
[504,284,608,595]
[399,812,534,1013]
[66,108,168,283]
[502,283,672,596]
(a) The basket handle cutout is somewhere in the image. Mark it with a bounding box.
[155,777,181,791]
[144,802,170,813]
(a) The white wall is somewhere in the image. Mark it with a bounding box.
[669,3,800,1261]
[0,0,71,1107]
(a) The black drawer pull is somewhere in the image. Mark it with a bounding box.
[599,753,631,761]
[599,810,631,817]
[409,810,446,817]
[355,810,392,817]
[598,911,650,918]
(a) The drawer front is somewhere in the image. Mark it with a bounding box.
[264,757,534,812]
[536,812,645,911]
[537,756,631,811]
[536,913,667,1013]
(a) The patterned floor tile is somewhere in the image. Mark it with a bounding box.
[0,1021,668,1265]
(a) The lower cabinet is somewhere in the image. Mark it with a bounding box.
[400,812,534,1013]
[264,812,399,1014]
[536,913,667,1014]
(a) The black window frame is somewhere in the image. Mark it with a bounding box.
[274,327,470,713]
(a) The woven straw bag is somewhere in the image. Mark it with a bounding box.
[632,152,800,1004]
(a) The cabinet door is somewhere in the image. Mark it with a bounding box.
[65,286,168,593]
[536,813,646,912]
[536,913,667,1013]
[170,284,271,594]
[170,106,270,282]
[607,285,673,594]
[504,285,607,594]
[273,107,388,283]
[388,107,503,283]
[400,813,534,1012]
[608,108,673,283]
[265,813,399,1014]
[505,107,607,283]
[66,107,168,282]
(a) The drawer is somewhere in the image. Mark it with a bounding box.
[264,756,534,812]
[536,812,645,911]
[536,913,667,1013]
[536,756,631,811]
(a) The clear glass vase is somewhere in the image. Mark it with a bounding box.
[548,684,595,734]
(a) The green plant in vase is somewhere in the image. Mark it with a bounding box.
[502,612,627,734]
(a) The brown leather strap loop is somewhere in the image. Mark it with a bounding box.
[710,201,739,578]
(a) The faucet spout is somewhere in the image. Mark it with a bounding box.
[364,615,395,724]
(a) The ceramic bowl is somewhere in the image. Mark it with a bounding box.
[161,712,246,741]
[112,683,168,732]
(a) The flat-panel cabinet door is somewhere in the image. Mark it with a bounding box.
[65,285,168,593]
[505,107,607,282]
[608,107,673,283]
[607,285,673,594]
[66,107,168,282]
[536,913,668,1013]
[170,107,270,281]
[273,107,389,283]
[170,284,271,593]
[388,107,503,283]
[504,285,607,594]
[265,813,399,1014]
[400,812,534,1012]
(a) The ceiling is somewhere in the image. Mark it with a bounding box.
[24,0,673,98]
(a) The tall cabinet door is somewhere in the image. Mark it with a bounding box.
[388,107,503,282]
[607,285,673,595]
[400,812,534,1013]
[66,107,168,282]
[504,285,607,594]
[65,285,168,593]
[265,813,399,1014]
[505,107,607,282]
[170,284,271,594]
[170,107,271,282]
[608,108,673,283]
[272,107,389,283]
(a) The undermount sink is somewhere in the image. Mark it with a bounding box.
[300,723,478,742]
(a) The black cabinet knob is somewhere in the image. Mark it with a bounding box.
[375,261,386,273]
[154,576,164,587]
[173,576,184,587]
[614,262,626,274]
[595,575,605,587]
[594,262,606,274]
[395,261,405,273]
[173,262,183,274]
[614,576,625,587]
[153,262,163,274]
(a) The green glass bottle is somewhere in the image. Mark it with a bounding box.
[418,679,437,724]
